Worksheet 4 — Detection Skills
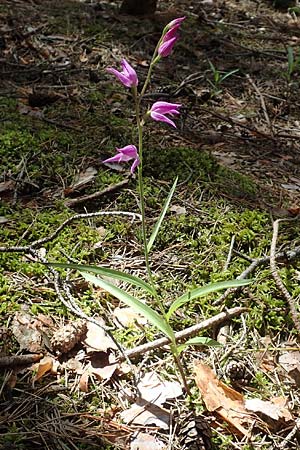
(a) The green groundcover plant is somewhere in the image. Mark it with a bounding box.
[52,17,251,393]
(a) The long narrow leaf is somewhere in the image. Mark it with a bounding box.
[177,336,221,354]
[81,271,174,340]
[147,177,178,253]
[167,279,252,319]
[49,262,155,295]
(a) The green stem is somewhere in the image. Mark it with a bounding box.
[133,87,166,317]
[140,40,161,98]
[171,343,191,395]
[133,87,152,283]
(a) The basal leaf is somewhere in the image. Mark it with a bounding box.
[81,272,174,340]
[167,279,252,319]
[177,336,222,354]
[49,262,155,295]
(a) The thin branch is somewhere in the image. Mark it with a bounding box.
[64,179,130,207]
[213,244,300,306]
[0,210,142,253]
[0,353,44,368]
[119,306,248,361]
[270,217,300,334]
[246,74,274,136]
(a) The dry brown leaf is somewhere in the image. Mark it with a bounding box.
[89,351,118,380]
[245,397,293,430]
[66,166,97,193]
[33,356,54,382]
[120,372,182,431]
[130,431,166,450]
[194,362,253,437]
[120,401,170,429]
[137,372,183,405]
[79,371,90,392]
[84,318,117,353]
[278,346,300,387]
[12,312,43,353]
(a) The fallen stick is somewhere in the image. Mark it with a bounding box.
[0,353,44,368]
[119,306,248,361]
[64,179,130,207]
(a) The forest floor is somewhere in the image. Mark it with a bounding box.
[1,0,300,449]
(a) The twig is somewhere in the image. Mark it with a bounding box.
[64,179,130,207]
[0,353,44,368]
[278,418,300,449]
[0,210,142,253]
[224,235,235,271]
[246,74,274,136]
[213,245,300,306]
[199,106,276,141]
[119,307,248,361]
[270,217,300,334]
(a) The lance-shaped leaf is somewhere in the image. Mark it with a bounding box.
[81,272,175,340]
[48,262,155,295]
[177,336,221,354]
[147,177,178,253]
[167,279,252,320]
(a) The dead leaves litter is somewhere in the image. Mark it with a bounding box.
[194,362,295,438]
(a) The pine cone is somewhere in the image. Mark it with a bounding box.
[178,412,212,450]
[225,360,253,385]
[51,320,87,354]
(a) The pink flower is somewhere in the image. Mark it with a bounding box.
[158,17,185,58]
[165,17,186,31]
[149,101,181,128]
[103,145,140,174]
[107,59,138,88]
[158,36,178,57]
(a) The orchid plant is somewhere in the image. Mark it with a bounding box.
[53,17,251,393]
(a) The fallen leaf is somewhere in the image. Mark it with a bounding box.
[0,180,16,193]
[84,318,117,353]
[89,351,118,380]
[194,362,253,437]
[137,372,183,405]
[33,356,54,382]
[278,345,300,387]
[79,371,90,392]
[130,431,166,450]
[169,204,186,215]
[66,167,97,193]
[12,312,43,353]
[113,307,148,327]
[245,397,293,430]
[120,401,170,429]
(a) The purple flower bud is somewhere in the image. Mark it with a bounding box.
[107,59,138,88]
[165,17,186,31]
[158,36,178,57]
[103,145,140,174]
[158,17,185,58]
[149,101,181,128]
